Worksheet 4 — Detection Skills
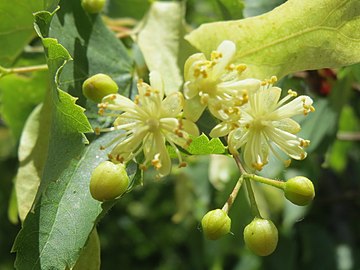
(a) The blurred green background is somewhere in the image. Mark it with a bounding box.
[1,0,360,269]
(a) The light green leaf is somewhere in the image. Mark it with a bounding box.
[0,56,48,140]
[72,229,100,270]
[136,1,184,94]
[15,104,50,222]
[187,133,226,155]
[13,3,136,269]
[0,1,43,66]
[186,0,360,79]
[327,105,359,173]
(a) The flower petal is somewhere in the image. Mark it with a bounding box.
[217,78,261,94]
[243,130,269,170]
[149,71,164,99]
[184,53,206,81]
[154,132,171,177]
[183,96,206,122]
[161,92,184,117]
[265,127,306,160]
[273,95,314,118]
[181,119,200,137]
[183,81,199,100]
[210,122,232,138]
[272,118,301,134]
[212,40,236,78]
[228,127,248,153]
[102,94,137,111]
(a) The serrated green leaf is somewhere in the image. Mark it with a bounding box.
[187,133,226,155]
[13,133,112,270]
[186,0,360,80]
[0,1,43,66]
[136,1,184,94]
[45,0,133,127]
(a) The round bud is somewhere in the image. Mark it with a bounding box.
[82,73,118,103]
[90,161,129,201]
[81,0,106,14]
[243,218,278,256]
[284,176,315,206]
[201,209,231,240]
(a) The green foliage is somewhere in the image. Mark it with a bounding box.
[187,133,226,155]
[0,1,43,67]
[1,0,360,270]
[137,1,185,94]
[186,0,360,79]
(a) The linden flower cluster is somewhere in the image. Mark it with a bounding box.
[96,71,199,177]
[184,40,315,171]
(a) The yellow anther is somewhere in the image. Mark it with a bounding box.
[179,162,187,168]
[252,162,264,171]
[236,64,247,73]
[284,159,291,167]
[200,69,208,78]
[200,93,209,105]
[151,157,162,169]
[211,51,222,61]
[310,105,315,112]
[288,89,298,97]
[134,95,140,104]
[270,76,277,84]
[226,63,235,71]
[139,164,147,171]
[94,127,101,135]
[300,139,310,148]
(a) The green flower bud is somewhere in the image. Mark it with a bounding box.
[243,218,278,256]
[81,0,106,14]
[90,161,129,201]
[82,73,118,102]
[284,176,315,206]
[201,209,231,240]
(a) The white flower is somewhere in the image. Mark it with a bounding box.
[183,40,261,122]
[212,80,315,171]
[96,71,199,177]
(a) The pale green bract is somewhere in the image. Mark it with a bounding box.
[186,0,360,80]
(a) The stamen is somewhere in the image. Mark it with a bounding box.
[252,162,264,171]
[236,64,247,73]
[151,153,162,169]
[288,89,298,97]
[300,139,310,148]
[211,51,222,61]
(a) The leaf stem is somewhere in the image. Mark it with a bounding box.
[0,64,48,78]
[222,175,244,213]
[245,174,285,190]
[232,153,262,218]
[244,178,262,218]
